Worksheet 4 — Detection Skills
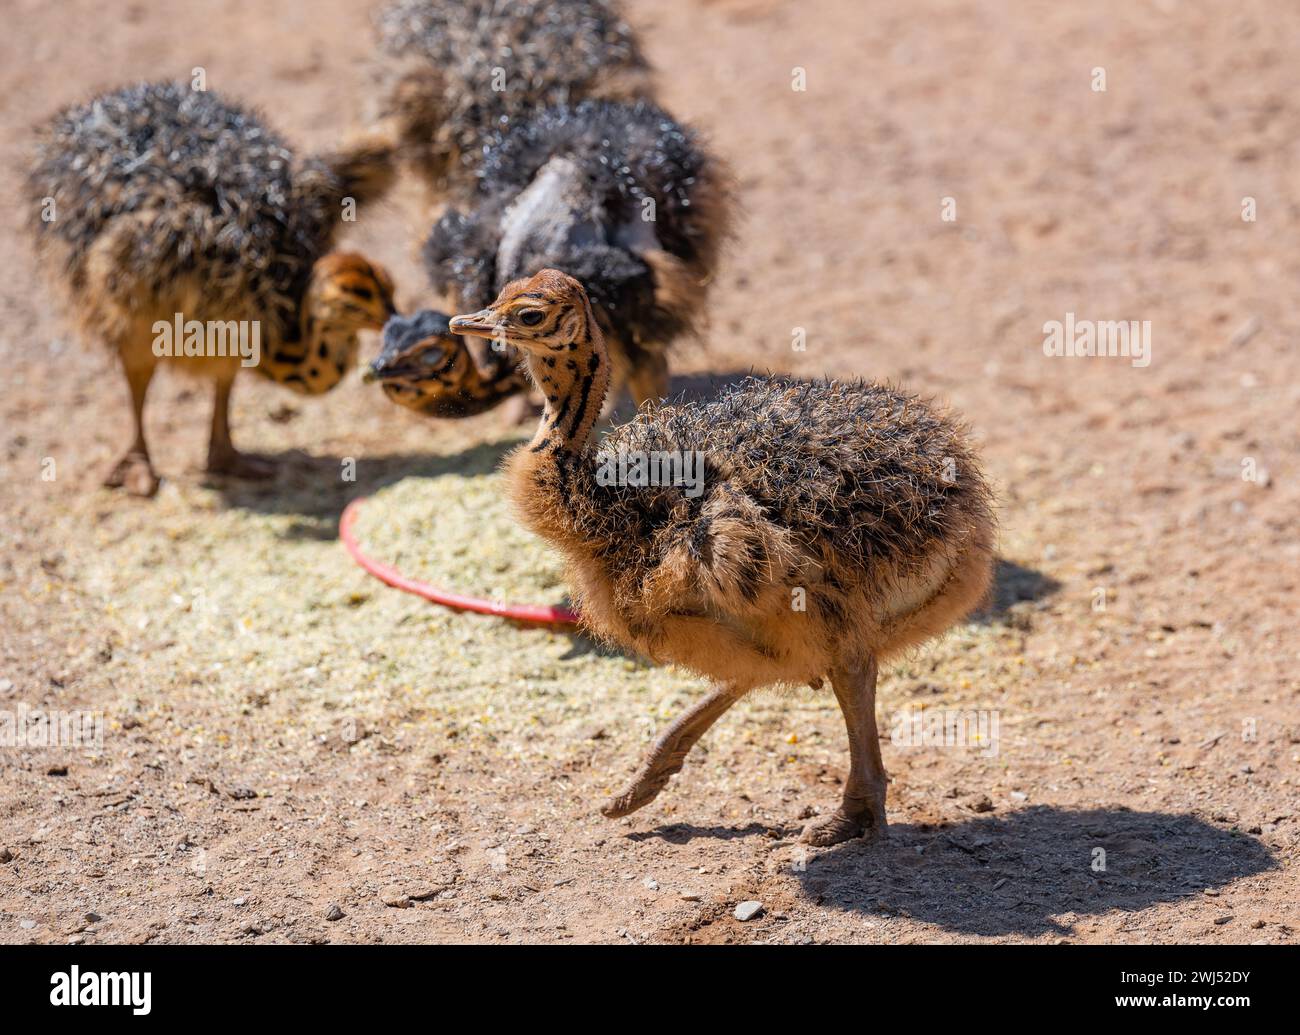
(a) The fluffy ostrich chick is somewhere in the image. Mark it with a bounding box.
[374,0,652,198]
[449,270,996,844]
[28,81,400,495]
[369,98,731,419]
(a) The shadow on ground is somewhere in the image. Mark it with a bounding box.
[629,822,771,844]
[205,438,519,538]
[972,558,1062,623]
[792,806,1274,936]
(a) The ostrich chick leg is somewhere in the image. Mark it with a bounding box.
[102,358,159,497]
[206,372,275,479]
[800,655,888,846]
[602,684,744,818]
[624,350,669,409]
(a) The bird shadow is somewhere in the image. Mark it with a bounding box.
[629,822,771,845]
[203,439,519,538]
[970,558,1061,624]
[791,806,1274,936]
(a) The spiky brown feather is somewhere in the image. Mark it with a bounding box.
[26,81,357,340]
[516,376,996,685]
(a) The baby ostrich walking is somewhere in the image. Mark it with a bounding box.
[27,82,400,495]
[450,271,996,844]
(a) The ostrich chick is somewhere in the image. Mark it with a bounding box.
[449,270,996,845]
[364,309,527,418]
[378,98,731,423]
[28,82,400,495]
[374,0,651,199]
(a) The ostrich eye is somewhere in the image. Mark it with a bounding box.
[418,347,446,366]
[517,309,545,327]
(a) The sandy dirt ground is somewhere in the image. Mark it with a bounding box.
[1,0,1297,944]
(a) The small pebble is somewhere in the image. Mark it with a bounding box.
[324,905,345,922]
[1228,316,1261,348]
[642,878,659,891]
[20,920,36,930]
[232,898,247,907]
[0,847,13,863]
[734,901,764,922]
[47,765,68,777]
[680,891,702,902]
[380,886,411,909]
[84,912,101,923]
[1213,916,1233,925]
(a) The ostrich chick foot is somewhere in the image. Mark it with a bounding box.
[601,754,684,818]
[103,451,160,497]
[799,806,886,847]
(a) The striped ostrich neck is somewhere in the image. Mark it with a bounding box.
[525,298,611,455]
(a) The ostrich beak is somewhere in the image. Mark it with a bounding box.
[448,309,498,339]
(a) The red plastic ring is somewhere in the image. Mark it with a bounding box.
[339,496,580,628]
